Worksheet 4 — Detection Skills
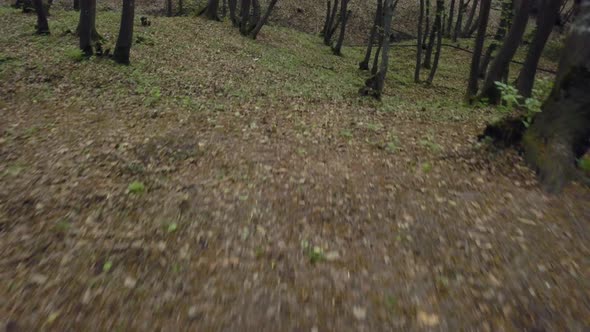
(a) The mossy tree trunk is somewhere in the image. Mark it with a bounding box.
[523,1,590,192]
[114,0,135,65]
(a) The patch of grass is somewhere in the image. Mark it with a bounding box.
[65,48,85,62]
[127,181,146,194]
[340,129,353,140]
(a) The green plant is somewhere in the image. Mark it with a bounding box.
[495,78,553,128]
[127,181,145,194]
[578,155,590,174]
[65,48,85,62]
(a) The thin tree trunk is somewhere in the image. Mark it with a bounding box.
[114,0,134,65]
[452,0,465,41]
[250,0,279,39]
[415,0,425,82]
[359,0,382,70]
[479,0,513,78]
[423,14,437,69]
[479,0,531,104]
[33,0,49,35]
[360,0,394,99]
[446,0,455,36]
[178,0,184,15]
[322,0,331,36]
[324,0,339,45]
[427,0,445,84]
[73,0,79,11]
[516,0,561,98]
[523,0,590,192]
[422,0,431,46]
[466,0,492,99]
[332,0,350,55]
[462,0,478,36]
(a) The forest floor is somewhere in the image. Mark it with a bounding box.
[1,7,589,331]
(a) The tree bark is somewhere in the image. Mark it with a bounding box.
[446,0,456,36]
[423,11,438,69]
[516,0,562,98]
[239,0,251,35]
[322,0,331,36]
[523,0,590,192]
[415,0,425,82]
[79,0,94,55]
[422,0,431,46]
[462,0,478,36]
[166,0,172,17]
[332,0,350,55]
[203,0,220,21]
[427,0,445,84]
[479,0,531,104]
[114,0,135,65]
[452,0,465,41]
[359,0,382,70]
[478,0,513,78]
[73,0,79,11]
[250,0,279,39]
[360,0,394,99]
[229,0,237,25]
[466,0,492,99]
[324,0,340,45]
[33,0,49,35]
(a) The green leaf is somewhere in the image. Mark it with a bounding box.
[103,261,113,273]
[167,222,178,233]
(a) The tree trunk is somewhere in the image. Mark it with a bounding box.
[332,0,350,55]
[423,13,438,69]
[427,0,445,84]
[466,0,492,99]
[415,0,425,82]
[324,0,339,45]
[322,0,331,36]
[479,0,531,104]
[250,0,279,39]
[203,0,220,20]
[360,0,394,100]
[240,0,251,35]
[516,0,561,98]
[422,0,431,46]
[359,0,382,70]
[33,0,49,35]
[114,0,135,65]
[478,0,513,78]
[73,0,79,11]
[166,0,172,17]
[446,0,455,36]
[178,0,184,15]
[79,0,94,55]
[523,0,590,192]
[452,0,465,41]
[229,0,237,25]
[462,0,478,36]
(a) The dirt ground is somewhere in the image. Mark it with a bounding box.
[1,7,589,331]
